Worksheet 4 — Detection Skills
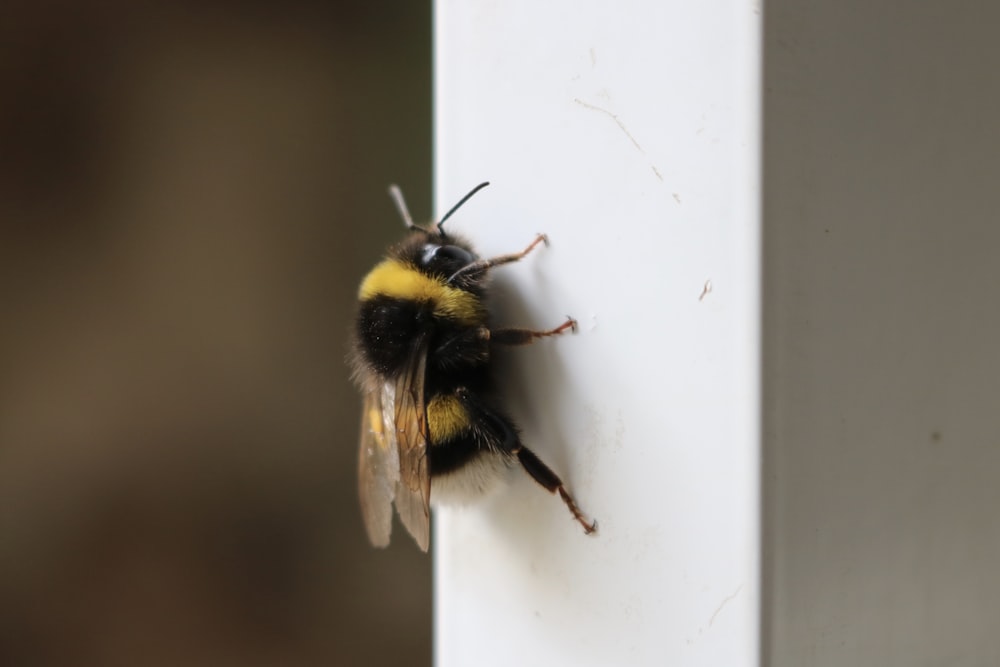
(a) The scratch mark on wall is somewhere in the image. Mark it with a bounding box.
[699,280,713,301]
[708,583,743,627]
[573,98,643,152]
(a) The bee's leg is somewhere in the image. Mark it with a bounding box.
[446,234,548,284]
[514,445,597,534]
[455,388,597,535]
[490,317,577,346]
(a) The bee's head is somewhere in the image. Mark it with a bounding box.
[415,236,477,278]
[386,181,490,284]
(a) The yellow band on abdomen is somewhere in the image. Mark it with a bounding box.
[426,394,469,442]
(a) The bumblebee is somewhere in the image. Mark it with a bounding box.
[350,182,596,551]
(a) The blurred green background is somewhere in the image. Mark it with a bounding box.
[1,2,433,665]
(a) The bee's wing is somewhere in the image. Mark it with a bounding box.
[358,387,400,548]
[391,340,432,552]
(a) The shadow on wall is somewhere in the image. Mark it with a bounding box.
[0,2,432,666]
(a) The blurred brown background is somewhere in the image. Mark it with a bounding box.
[0,2,432,665]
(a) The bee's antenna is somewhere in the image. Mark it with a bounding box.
[437,181,490,233]
[387,184,416,229]
[389,181,490,234]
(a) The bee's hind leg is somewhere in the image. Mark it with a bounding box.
[456,388,596,535]
[512,445,597,535]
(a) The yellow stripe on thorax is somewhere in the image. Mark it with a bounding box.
[426,394,469,442]
[359,259,485,325]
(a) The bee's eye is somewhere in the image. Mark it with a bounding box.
[436,245,475,265]
[420,244,474,271]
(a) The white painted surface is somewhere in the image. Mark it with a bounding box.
[434,2,761,666]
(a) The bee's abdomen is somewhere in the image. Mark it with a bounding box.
[426,393,482,476]
[426,391,513,501]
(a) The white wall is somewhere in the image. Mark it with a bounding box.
[434,2,761,666]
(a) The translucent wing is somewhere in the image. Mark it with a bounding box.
[358,388,400,548]
[357,337,432,551]
[392,343,431,552]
